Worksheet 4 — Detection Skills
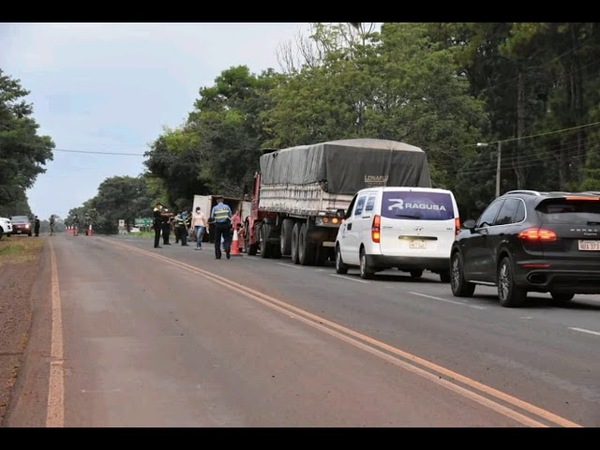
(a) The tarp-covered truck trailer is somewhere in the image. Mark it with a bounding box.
[244,138,432,265]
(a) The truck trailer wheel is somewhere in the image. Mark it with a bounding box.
[290,222,300,264]
[298,223,316,266]
[260,223,272,258]
[280,218,293,256]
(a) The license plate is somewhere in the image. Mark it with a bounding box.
[578,240,600,251]
[16,230,22,234]
[409,239,426,249]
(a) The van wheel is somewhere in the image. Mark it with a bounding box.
[359,248,374,279]
[290,223,300,264]
[410,269,423,279]
[439,270,451,283]
[450,252,475,297]
[497,256,527,307]
[335,245,348,274]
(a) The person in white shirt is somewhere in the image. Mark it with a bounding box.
[191,206,208,250]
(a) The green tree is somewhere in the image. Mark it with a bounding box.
[144,125,209,209]
[0,69,55,215]
[264,23,487,193]
[85,175,152,234]
[495,23,600,191]
[94,58,285,211]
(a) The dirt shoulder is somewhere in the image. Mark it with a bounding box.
[0,237,44,426]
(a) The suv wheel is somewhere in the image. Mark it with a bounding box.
[450,252,475,297]
[497,256,527,307]
[335,245,348,274]
[359,248,374,279]
[550,292,575,304]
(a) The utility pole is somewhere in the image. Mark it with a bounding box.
[495,141,502,198]
[477,141,503,197]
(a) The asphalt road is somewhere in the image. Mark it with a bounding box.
[5,234,600,427]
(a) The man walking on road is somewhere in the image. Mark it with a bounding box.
[210,195,233,259]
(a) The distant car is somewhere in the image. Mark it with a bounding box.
[10,215,32,236]
[450,190,600,307]
[0,217,13,239]
[334,186,460,281]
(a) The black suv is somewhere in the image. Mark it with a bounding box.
[450,190,600,307]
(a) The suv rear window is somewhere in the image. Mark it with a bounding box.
[537,198,600,224]
[382,191,455,220]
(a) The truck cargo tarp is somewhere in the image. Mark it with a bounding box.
[259,139,432,194]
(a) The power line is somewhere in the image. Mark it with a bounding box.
[53,148,146,156]
[53,119,600,158]
[471,120,600,147]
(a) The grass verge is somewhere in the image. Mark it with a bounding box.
[0,237,44,267]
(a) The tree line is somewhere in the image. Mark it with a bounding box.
[2,23,600,232]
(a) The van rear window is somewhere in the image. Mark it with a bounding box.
[382,191,455,220]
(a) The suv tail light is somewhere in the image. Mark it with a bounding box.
[455,217,461,236]
[518,227,557,242]
[372,214,381,243]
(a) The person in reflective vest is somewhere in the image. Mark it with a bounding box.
[210,195,232,259]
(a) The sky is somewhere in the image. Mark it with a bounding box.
[0,22,315,221]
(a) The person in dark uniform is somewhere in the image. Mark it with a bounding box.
[177,210,191,246]
[49,215,56,236]
[210,195,233,259]
[72,214,80,236]
[161,207,173,245]
[33,215,40,236]
[153,202,165,248]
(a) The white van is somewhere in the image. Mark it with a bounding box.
[334,186,460,281]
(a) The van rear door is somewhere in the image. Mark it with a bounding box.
[379,190,457,257]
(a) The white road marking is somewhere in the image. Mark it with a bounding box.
[569,327,600,336]
[330,274,370,283]
[277,263,304,269]
[410,292,487,309]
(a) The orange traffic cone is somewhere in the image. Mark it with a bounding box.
[230,228,242,256]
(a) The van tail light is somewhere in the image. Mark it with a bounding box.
[518,227,557,242]
[455,217,461,236]
[372,214,381,243]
